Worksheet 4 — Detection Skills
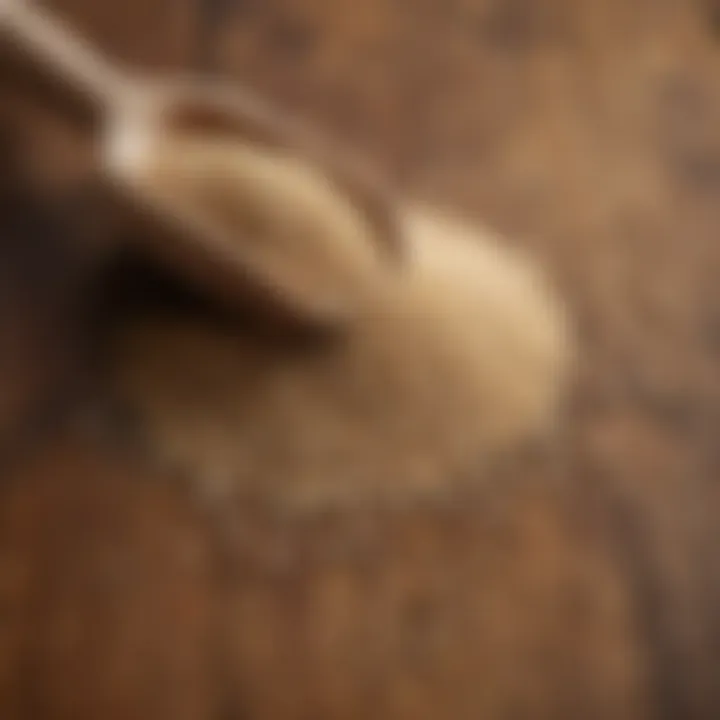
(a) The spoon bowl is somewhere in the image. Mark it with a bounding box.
[0,0,402,329]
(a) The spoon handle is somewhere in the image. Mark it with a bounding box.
[0,0,136,117]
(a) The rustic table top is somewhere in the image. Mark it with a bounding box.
[0,1,718,718]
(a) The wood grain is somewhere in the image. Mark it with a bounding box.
[0,0,718,718]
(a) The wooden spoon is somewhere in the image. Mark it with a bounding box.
[0,0,402,329]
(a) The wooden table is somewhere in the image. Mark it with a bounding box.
[0,1,718,717]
